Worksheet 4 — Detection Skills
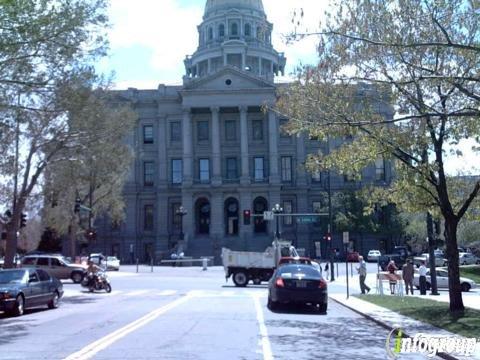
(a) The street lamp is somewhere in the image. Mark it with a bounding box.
[272,203,283,266]
[176,206,187,242]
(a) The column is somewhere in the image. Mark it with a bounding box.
[157,116,168,188]
[241,52,246,71]
[239,106,250,184]
[195,63,199,77]
[211,107,221,186]
[258,57,262,75]
[182,107,193,186]
[296,132,308,187]
[268,110,280,184]
[208,58,212,74]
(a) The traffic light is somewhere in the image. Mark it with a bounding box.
[85,229,96,241]
[20,213,27,228]
[74,197,81,213]
[323,233,332,242]
[243,210,251,225]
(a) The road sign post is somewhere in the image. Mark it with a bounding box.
[343,232,350,299]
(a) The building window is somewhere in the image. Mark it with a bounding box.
[245,23,251,37]
[231,22,238,36]
[252,120,263,140]
[144,162,154,186]
[208,27,213,40]
[226,158,238,180]
[197,121,209,141]
[170,121,181,142]
[312,171,321,183]
[172,159,182,184]
[254,157,265,181]
[143,125,154,144]
[283,201,293,226]
[281,157,292,182]
[279,119,289,138]
[199,159,210,183]
[219,24,225,37]
[375,157,386,181]
[144,205,154,231]
[225,120,236,141]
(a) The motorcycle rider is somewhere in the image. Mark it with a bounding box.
[86,260,102,288]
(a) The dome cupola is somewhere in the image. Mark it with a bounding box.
[204,0,265,18]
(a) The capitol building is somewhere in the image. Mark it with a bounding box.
[94,0,394,263]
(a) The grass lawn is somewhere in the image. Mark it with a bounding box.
[356,295,480,338]
[460,265,480,284]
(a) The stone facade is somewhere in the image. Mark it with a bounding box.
[92,0,394,263]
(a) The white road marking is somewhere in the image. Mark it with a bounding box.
[124,290,150,297]
[63,294,193,360]
[155,290,177,296]
[252,295,274,360]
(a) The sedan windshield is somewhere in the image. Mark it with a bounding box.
[0,270,26,284]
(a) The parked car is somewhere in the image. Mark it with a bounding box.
[106,256,120,271]
[89,253,106,266]
[267,263,328,313]
[413,253,447,268]
[0,268,63,316]
[413,269,476,292]
[346,251,360,262]
[21,255,87,283]
[367,250,382,262]
[459,252,480,265]
[378,254,407,271]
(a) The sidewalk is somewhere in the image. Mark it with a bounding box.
[330,290,480,360]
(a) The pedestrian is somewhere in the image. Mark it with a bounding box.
[386,260,398,295]
[324,263,329,280]
[419,261,427,295]
[357,256,371,294]
[402,260,414,295]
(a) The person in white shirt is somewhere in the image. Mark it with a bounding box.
[419,261,428,295]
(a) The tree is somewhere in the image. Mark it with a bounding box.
[0,0,109,268]
[276,0,480,312]
[42,84,136,258]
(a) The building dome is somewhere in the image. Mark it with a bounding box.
[204,0,265,17]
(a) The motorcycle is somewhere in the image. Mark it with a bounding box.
[81,271,112,293]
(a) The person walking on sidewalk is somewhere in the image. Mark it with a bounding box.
[324,263,329,280]
[402,260,414,295]
[387,260,398,295]
[357,256,371,294]
[419,261,428,295]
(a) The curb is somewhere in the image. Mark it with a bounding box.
[330,296,459,360]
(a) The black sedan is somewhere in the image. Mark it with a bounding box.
[0,268,63,316]
[267,264,328,313]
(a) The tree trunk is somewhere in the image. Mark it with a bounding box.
[444,217,464,312]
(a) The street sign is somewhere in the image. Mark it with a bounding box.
[296,216,317,224]
[343,232,349,244]
[263,211,274,221]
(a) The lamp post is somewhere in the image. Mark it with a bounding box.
[272,203,283,266]
[176,206,187,243]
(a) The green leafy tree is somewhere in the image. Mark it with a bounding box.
[0,0,109,268]
[276,0,480,311]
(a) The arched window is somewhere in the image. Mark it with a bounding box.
[244,23,251,37]
[208,27,213,40]
[219,24,225,37]
[231,23,238,36]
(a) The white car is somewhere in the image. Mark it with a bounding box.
[459,252,480,265]
[413,253,446,268]
[413,269,476,292]
[367,250,382,262]
[106,256,120,271]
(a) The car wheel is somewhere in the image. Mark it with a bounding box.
[105,283,112,293]
[12,295,24,317]
[232,271,248,287]
[48,291,60,309]
[461,283,471,292]
[89,286,95,293]
[71,272,84,284]
[267,297,278,311]
[318,303,327,314]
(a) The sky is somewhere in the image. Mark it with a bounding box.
[97,0,326,89]
[97,0,479,176]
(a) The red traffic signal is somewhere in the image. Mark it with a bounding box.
[243,210,251,225]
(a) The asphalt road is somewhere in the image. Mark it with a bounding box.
[0,266,439,360]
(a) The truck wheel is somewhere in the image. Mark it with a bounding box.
[233,271,248,287]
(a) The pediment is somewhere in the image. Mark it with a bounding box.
[183,66,274,92]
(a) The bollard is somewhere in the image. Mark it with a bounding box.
[151,259,154,273]
[136,258,139,273]
[202,258,208,271]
